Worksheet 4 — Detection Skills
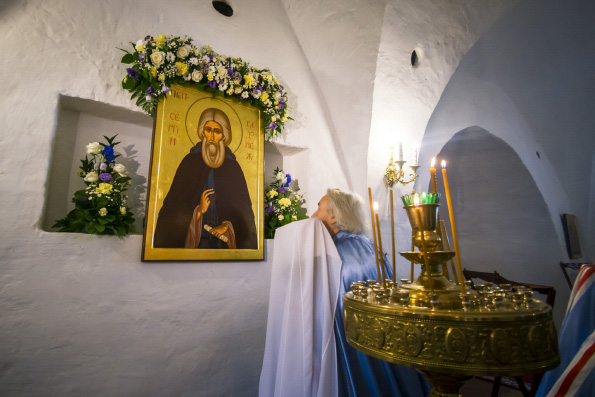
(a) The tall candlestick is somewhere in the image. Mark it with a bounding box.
[430,157,437,194]
[390,189,395,283]
[398,142,403,161]
[441,161,465,294]
[440,219,459,285]
[411,239,415,281]
[368,188,381,282]
[375,209,386,284]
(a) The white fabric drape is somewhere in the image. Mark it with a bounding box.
[259,218,342,397]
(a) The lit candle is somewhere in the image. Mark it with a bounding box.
[430,157,437,194]
[368,188,381,282]
[398,142,403,161]
[390,189,395,284]
[441,161,466,294]
[412,141,418,166]
[414,195,434,292]
[374,202,386,284]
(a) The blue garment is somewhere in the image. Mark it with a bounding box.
[333,231,429,397]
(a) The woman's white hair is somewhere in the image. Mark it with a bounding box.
[326,188,365,234]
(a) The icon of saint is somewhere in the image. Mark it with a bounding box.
[154,108,257,249]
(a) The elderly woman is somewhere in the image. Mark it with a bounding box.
[312,188,428,397]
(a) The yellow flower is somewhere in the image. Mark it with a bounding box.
[267,190,278,198]
[279,198,292,208]
[271,116,276,122]
[154,34,166,45]
[99,208,108,216]
[175,62,188,76]
[278,215,284,221]
[150,67,157,77]
[273,78,279,85]
[158,73,165,82]
[260,92,269,102]
[244,74,255,87]
[136,44,144,52]
[96,183,113,195]
[281,116,288,123]
[207,74,214,81]
[226,88,234,95]
[120,207,127,215]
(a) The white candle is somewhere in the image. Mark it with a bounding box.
[398,142,403,161]
[412,141,418,166]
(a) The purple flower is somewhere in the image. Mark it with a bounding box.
[173,65,179,72]
[268,122,278,130]
[93,162,100,170]
[126,68,139,80]
[285,174,292,186]
[79,196,89,203]
[146,87,154,95]
[279,103,284,110]
[99,173,112,182]
[161,86,169,93]
[209,80,217,88]
[280,97,286,103]
[266,204,274,214]
[233,71,242,81]
[256,84,263,91]
[208,54,213,61]
[99,163,107,171]
[227,68,234,77]
[279,187,287,194]
[139,52,146,62]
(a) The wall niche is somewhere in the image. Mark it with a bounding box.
[42,96,153,234]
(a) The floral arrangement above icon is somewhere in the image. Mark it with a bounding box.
[264,168,308,239]
[120,34,291,141]
[53,135,135,235]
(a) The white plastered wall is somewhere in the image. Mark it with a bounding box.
[0,0,358,394]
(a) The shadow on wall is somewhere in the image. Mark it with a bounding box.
[436,126,567,325]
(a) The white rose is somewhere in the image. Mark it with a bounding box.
[276,172,284,181]
[191,70,203,82]
[217,65,228,79]
[84,171,98,182]
[273,91,281,101]
[176,45,190,59]
[113,163,127,175]
[150,51,165,67]
[86,142,101,155]
[188,57,198,65]
[234,86,243,94]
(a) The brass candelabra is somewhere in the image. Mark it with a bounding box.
[385,149,420,188]
[343,202,559,396]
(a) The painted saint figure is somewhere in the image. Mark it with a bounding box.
[154,108,257,249]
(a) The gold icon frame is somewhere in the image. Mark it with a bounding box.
[142,85,264,261]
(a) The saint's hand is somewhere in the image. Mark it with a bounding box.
[210,223,229,238]
[198,189,215,216]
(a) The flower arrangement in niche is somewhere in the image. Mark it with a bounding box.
[53,135,135,235]
[120,34,291,141]
[264,168,308,239]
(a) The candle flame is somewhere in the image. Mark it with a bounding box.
[441,160,447,169]
[431,157,436,168]
[414,195,420,207]
[373,202,379,212]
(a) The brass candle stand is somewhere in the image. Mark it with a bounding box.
[343,203,559,396]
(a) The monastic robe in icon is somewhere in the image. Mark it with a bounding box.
[153,143,257,249]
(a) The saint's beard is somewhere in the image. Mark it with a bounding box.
[202,138,226,168]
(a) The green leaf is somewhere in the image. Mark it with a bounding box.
[121,53,134,64]
[122,76,135,90]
